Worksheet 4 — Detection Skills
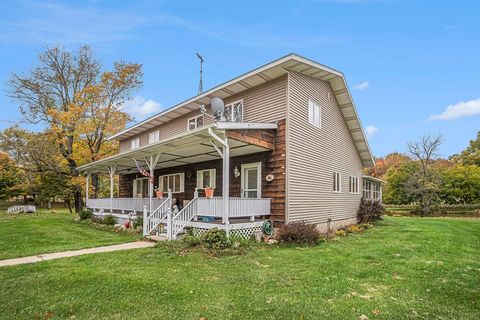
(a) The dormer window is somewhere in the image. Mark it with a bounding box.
[187,115,204,131]
[224,100,243,122]
[148,130,160,144]
[130,138,140,150]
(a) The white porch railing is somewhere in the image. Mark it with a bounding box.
[86,197,166,213]
[144,195,172,236]
[196,197,271,218]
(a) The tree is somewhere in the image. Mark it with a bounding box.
[438,165,480,204]
[453,131,480,167]
[383,161,420,205]
[405,135,443,215]
[0,152,21,200]
[364,152,411,179]
[8,46,142,212]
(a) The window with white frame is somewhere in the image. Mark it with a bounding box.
[187,115,204,131]
[349,176,359,194]
[308,98,321,128]
[224,100,243,122]
[363,180,372,199]
[130,137,140,149]
[159,173,184,193]
[196,169,216,189]
[132,177,148,198]
[333,172,341,193]
[373,183,381,200]
[148,130,160,144]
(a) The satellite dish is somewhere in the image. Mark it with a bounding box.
[211,97,225,121]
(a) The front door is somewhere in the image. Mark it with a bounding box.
[241,162,261,198]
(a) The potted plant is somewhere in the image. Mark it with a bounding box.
[204,186,215,199]
[155,187,163,198]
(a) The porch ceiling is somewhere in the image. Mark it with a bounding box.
[77,125,273,175]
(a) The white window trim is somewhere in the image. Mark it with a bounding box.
[187,114,204,131]
[224,99,244,122]
[241,162,262,199]
[148,130,160,144]
[308,98,321,128]
[333,172,341,193]
[349,176,359,194]
[159,173,185,193]
[196,169,216,189]
[133,177,147,198]
[130,137,140,150]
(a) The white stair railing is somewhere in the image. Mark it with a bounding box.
[143,190,172,236]
[168,188,199,240]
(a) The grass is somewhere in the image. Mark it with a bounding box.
[0,216,478,319]
[0,209,140,259]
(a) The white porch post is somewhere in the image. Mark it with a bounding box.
[222,138,230,229]
[85,172,91,207]
[145,153,161,213]
[107,166,117,213]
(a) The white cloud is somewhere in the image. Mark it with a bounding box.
[429,98,480,121]
[365,126,378,138]
[353,81,370,90]
[122,96,161,120]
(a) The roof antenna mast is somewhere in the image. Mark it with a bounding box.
[196,53,204,94]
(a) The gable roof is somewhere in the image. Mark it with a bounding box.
[110,53,375,167]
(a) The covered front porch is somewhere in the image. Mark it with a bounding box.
[78,122,279,239]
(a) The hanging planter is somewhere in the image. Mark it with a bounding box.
[204,187,215,199]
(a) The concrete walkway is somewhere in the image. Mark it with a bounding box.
[0,241,155,267]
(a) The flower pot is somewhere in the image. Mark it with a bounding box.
[204,188,214,199]
[156,191,163,198]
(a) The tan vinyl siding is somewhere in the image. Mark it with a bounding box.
[119,76,287,152]
[286,71,363,224]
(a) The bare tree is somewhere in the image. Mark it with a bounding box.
[406,135,443,215]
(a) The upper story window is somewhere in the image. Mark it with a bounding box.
[308,99,321,128]
[333,172,341,193]
[187,115,204,131]
[148,130,160,144]
[224,100,243,122]
[159,173,184,193]
[196,169,216,189]
[349,176,359,194]
[130,137,140,150]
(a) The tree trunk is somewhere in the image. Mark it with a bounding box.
[74,185,82,213]
[92,173,99,198]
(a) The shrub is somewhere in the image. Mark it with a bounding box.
[335,230,347,237]
[133,216,143,229]
[358,198,385,223]
[277,221,321,245]
[102,214,117,226]
[181,234,201,248]
[79,209,93,220]
[90,215,103,224]
[345,224,364,234]
[201,228,232,250]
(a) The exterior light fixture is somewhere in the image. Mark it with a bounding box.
[234,166,240,178]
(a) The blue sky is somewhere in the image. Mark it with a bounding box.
[0,0,479,158]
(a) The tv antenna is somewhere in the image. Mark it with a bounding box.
[196,53,204,94]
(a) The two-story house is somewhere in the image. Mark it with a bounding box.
[78,54,383,239]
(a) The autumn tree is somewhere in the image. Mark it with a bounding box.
[8,46,143,212]
[0,152,21,200]
[364,152,411,179]
[452,131,480,167]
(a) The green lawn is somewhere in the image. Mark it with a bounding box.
[0,216,478,319]
[0,209,140,259]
